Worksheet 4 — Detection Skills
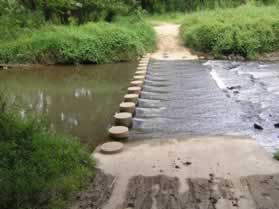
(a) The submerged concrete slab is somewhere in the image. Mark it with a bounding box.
[93,136,279,209]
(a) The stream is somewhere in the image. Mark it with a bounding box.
[131,60,279,153]
[1,60,279,153]
[0,63,136,150]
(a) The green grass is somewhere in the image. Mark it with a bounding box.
[180,5,279,59]
[0,100,95,209]
[0,17,156,64]
[274,151,279,160]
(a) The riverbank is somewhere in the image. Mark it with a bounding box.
[0,18,156,65]
[0,103,95,209]
[180,5,279,60]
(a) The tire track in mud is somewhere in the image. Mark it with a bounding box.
[121,174,279,209]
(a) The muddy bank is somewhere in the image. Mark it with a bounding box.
[122,174,279,209]
[70,169,115,209]
[84,137,279,209]
[70,171,279,209]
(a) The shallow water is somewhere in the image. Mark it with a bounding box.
[205,60,279,152]
[131,60,279,153]
[0,63,136,150]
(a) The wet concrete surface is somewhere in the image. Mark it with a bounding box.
[122,174,279,209]
[70,169,115,209]
[206,60,279,152]
[72,170,279,209]
[91,137,279,209]
[131,60,279,152]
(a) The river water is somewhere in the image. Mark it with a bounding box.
[2,60,279,153]
[131,60,279,153]
[0,63,136,150]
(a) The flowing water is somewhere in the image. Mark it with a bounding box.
[131,59,279,153]
[0,63,136,150]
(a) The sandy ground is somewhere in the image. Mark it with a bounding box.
[151,23,198,60]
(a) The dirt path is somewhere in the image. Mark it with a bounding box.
[151,23,197,60]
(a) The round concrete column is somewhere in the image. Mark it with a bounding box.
[137,66,147,71]
[135,71,146,76]
[124,94,139,103]
[100,142,124,154]
[133,75,145,81]
[109,126,129,139]
[114,112,132,127]
[130,80,144,87]
[120,102,136,114]
[139,60,149,65]
[140,59,149,62]
[128,86,141,94]
[138,63,148,67]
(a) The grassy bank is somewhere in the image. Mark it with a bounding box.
[180,5,279,59]
[275,152,279,160]
[0,18,156,64]
[0,102,94,209]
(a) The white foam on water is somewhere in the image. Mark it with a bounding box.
[204,61,226,90]
[210,69,226,90]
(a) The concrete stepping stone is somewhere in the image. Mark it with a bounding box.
[133,75,145,81]
[138,63,148,67]
[128,86,141,94]
[135,71,146,76]
[120,102,136,113]
[108,126,129,139]
[130,80,144,87]
[100,142,124,154]
[124,94,139,103]
[137,66,147,71]
[114,112,132,127]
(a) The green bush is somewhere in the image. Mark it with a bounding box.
[141,0,247,13]
[0,18,156,64]
[0,104,94,209]
[0,0,44,41]
[180,5,279,59]
[275,151,279,160]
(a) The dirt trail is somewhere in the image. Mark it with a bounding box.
[151,23,197,60]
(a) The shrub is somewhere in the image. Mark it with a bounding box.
[180,5,279,59]
[0,18,156,64]
[275,151,279,160]
[0,103,94,209]
[0,0,44,41]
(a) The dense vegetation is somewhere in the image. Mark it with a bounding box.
[0,18,156,64]
[181,5,279,59]
[275,151,279,160]
[0,101,94,209]
[1,0,279,63]
[0,1,157,64]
